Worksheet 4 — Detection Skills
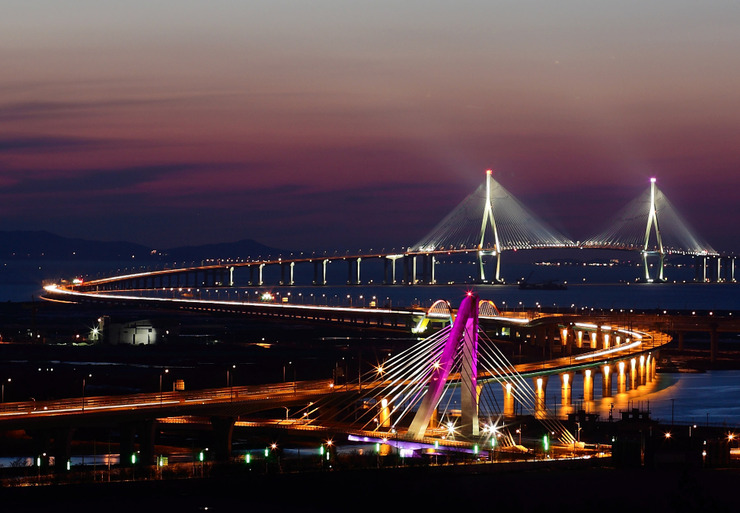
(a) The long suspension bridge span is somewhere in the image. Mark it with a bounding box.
[0,294,672,469]
[52,173,732,299]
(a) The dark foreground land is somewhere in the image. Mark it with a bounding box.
[1,459,738,513]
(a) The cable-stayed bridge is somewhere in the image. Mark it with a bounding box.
[1,294,671,466]
[59,171,732,295]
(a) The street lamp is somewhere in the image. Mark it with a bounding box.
[227,364,235,401]
[159,369,169,406]
[1,378,10,403]
[82,373,92,411]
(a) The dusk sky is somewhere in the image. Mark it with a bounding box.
[1,1,738,253]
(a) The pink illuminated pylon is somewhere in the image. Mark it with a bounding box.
[407,294,479,440]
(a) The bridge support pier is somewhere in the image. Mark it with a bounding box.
[583,369,594,402]
[52,427,74,472]
[139,420,158,467]
[533,376,548,419]
[280,262,295,286]
[502,383,516,418]
[211,417,236,463]
[638,355,647,386]
[695,255,708,282]
[346,258,361,285]
[313,260,328,285]
[560,372,574,407]
[601,365,613,398]
[118,423,137,468]
[403,256,417,285]
[379,398,391,428]
[617,361,627,393]
[630,358,638,390]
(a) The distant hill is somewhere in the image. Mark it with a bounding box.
[0,231,285,262]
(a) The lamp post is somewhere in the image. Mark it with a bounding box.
[159,369,169,406]
[1,378,10,403]
[82,374,91,412]
[227,364,235,401]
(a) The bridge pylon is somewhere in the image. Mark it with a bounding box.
[642,178,665,282]
[407,293,480,440]
[477,169,503,284]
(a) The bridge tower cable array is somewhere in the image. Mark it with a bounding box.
[312,294,574,446]
[582,177,717,282]
[411,170,574,283]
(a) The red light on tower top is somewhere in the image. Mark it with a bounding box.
[486,169,493,176]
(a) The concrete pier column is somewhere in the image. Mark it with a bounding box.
[119,423,137,468]
[386,256,399,284]
[139,420,159,467]
[576,330,583,349]
[52,427,75,472]
[651,353,657,380]
[346,259,357,285]
[560,327,569,348]
[560,372,574,407]
[228,266,234,286]
[403,256,417,285]
[630,358,638,390]
[645,354,653,383]
[583,369,594,402]
[590,331,598,349]
[533,376,548,419]
[638,355,646,386]
[312,259,329,285]
[355,257,362,285]
[211,417,236,463]
[280,262,295,286]
[258,263,264,286]
[249,265,256,286]
[617,361,627,393]
[313,261,321,285]
[379,398,391,428]
[502,383,516,418]
[601,364,613,398]
[602,331,611,349]
[695,255,707,282]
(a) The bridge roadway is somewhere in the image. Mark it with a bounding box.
[62,245,734,292]
[0,326,668,433]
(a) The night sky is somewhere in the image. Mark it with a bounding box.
[1,2,738,253]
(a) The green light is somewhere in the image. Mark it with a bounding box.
[131,453,137,465]
[246,453,251,464]
[491,437,497,448]
[199,451,204,462]
[375,443,380,453]
[66,460,70,471]
[320,445,325,456]
[434,441,439,449]
[264,448,269,457]
[473,444,479,454]
[543,435,549,452]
